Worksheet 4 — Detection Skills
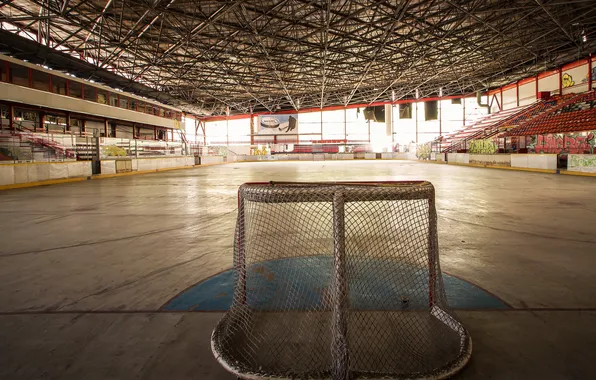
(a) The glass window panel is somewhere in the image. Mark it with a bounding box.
[9,63,29,86]
[0,60,6,82]
[119,97,129,109]
[51,75,67,95]
[69,81,82,99]
[31,69,49,91]
[97,90,108,104]
[83,85,95,101]
[109,93,119,107]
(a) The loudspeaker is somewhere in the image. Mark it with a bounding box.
[374,106,385,123]
[363,107,376,121]
[425,100,438,121]
[363,106,385,122]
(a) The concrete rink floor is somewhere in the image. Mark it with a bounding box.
[1,160,596,379]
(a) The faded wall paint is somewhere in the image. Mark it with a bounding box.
[469,139,498,154]
[568,154,596,173]
[528,131,595,154]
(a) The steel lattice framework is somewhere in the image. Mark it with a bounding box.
[1,0,596,116]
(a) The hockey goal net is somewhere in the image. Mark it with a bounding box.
[212,181,471,379]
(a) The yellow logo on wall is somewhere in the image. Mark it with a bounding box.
[562,73,575,88]
[174,119,181,129]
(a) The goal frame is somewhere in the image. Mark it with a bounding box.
[213,181,472,380]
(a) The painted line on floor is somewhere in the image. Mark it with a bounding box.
[2,307,596,316]
[446,162,558,174]
[560,170,596,177]
[437,161,596,177]
[0,176,88,191]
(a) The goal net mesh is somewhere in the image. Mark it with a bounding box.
[212,182,471,379]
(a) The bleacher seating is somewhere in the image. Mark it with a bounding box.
[505,91,596,136]
[438,104,533,153]
[439,94,579,153]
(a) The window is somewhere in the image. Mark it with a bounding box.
[425,100,438,121]
[130,98,137,111]
[31,69,49,91]
[159,107,165,117]
[83,85,96,101]
[138,102,146,113]
[109,93,119,107]
[97,90,108,104]
[399,103,412,119]
[51,75,67,95]
[9,63,30,87]
[119,97,129,109]
[0,60,6,82]
[69,81,82,98]
[451,98,462,105]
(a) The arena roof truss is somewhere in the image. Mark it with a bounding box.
[1,0,596,116]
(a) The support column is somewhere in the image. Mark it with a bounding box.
[250,114,255,145]
[462,97,466,126]
[558,68,563,95]
[390,104,395,149]
[343,107,347,143]
[81,119,86,136]
[8,104,14,133]
[104,119,109,137]
[37,111,45,133]
[66,112,71,133]
[319,108,323,140]
[439,99,442,138]
[588,57,593,90]
[516,81,520,107]
[415,102,419,144]
[332,191,349,379]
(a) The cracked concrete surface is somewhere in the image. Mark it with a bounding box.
[1,160,595,379]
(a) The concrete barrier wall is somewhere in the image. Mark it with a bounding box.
[511,154,557,170]
[447,153,470,164]
[0,161,92,186]
[135,156,195,171]
[0,165,15,186]
[101,161,116,174]
[326,153,355,160]
[469,154,512,167]
[568,154,596,173]
[199,156,225,165]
